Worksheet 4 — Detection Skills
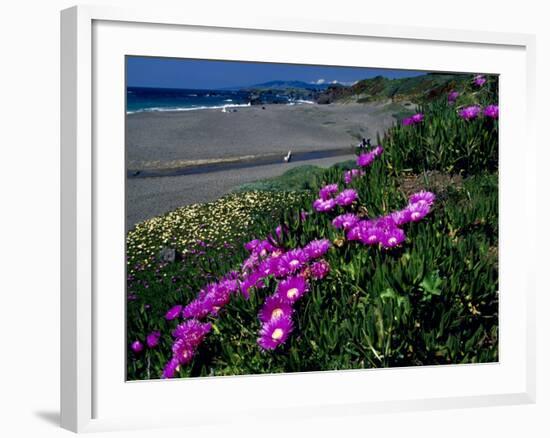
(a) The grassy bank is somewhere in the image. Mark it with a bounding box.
[126,74,499,380]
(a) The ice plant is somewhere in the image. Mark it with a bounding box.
[371,145,384,157]
[172,338,195,365]
[304,239,331,260]
[146,331,161,348]
[389,209,412,226]
[276,275,309,304]
[277,249,308,276]
[162,357,180,379]
[131,340,143,353]
[357,151,376,167]
[459,105,481,120]
[343,168,365,184]
[406,202,431,222]
[448,90,459,103]
[165,304,182,321]
[182,296,214,319]
[310,260,331,280]
[403,114,423,126]
[335,189,358,207]
[332,213,360,230]
[381,227,406,248]
[484,104,499,119]
[258,295,294,323]
[313,197,337,212]
[240,270,266,299]
[257,315,293,350]
[473,74,486,87]
[172,319,212,347]
[409,190,436,206]
[319,183,339,200]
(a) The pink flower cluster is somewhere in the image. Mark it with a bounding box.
[256,239,331,350]
[130,330,161,354]
[459,104,498,121]
[356,146,384,167]
[343,191,436,249]
[313,185,359,212]
[344,168,365,184]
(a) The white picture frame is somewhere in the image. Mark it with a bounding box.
[60,4,536,433]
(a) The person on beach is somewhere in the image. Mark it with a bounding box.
[358,138,367,149]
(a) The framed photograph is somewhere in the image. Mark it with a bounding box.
[61,4,536,433]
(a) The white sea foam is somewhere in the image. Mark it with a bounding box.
[126,102,251,114]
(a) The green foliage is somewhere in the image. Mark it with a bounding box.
[381,76,498,175]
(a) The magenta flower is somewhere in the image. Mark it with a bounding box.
[244,239,261,253]
[254,239,277,257]
[403,115,423,126]
[389,209,412,226]
[131,340,143,353]
[407,201,432,222]
[371,145,384,157]
[165,304,182,321]
[162,357,180,379]
[332,213,360,230]
[409,191,436,206]
[310,260,331,280]
[343,168,365,184]
[459,105,481,120]
[257,315,293,350]
[319,183,339,200]
[313,198,337,213]
[276,275,309,304]
[335,189,358,206]
[448,90,459,103]
[304,239,331,260]
[473,74,486,87]
[484,104,499,119]
[346,220,367,241]
[381,227,406,248]
[357,151,376,167]
[172,319,212,347]
[277,249,308,276]
[146,331,161,348]
[182,296,214,319]
[358,225,385,245]
[172,338,195,365]
[240,271,265,299]
[241,252,260,272]
[258,295,294,323]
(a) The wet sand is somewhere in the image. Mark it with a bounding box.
[126,155,355,229]
[126,102,398,228]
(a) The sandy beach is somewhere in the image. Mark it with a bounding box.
[126,102,398,228]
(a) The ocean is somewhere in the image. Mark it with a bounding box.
[126,87,315,114]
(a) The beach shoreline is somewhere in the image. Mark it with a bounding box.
[126,102,397,170]
[126,102,401,228]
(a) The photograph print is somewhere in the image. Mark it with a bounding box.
[125,57,499,380]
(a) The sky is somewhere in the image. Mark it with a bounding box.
[126,56,426,89]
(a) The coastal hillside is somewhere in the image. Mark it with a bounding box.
[316,73,478,104]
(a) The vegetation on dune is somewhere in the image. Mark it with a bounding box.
[317,72,497,105]
[126,73,499,380]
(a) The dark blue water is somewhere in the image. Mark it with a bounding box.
[126,87,252,113]
[126,87,317,113]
